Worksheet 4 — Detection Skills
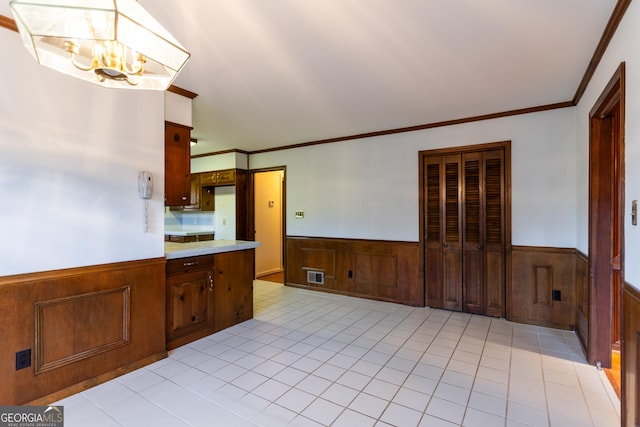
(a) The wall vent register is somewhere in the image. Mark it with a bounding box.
[307,270,324,285]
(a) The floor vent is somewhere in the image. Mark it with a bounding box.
[307,270,324,285]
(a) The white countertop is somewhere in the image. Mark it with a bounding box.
[165,240,260,259]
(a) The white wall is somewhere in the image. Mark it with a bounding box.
[251,108,577,247]
[0,29,165,276]
[213,186,236,240]
[575,0,640,289]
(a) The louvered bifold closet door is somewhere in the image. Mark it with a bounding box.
[483,149,506,317]
[425,157,444,308]
[462,152,484,314]
[424,155,462,310]
[442,155,463,311]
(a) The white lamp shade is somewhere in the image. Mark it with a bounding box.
[10,0,190,90]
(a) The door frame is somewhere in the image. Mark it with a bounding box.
[248,166,287,279]
[587,62,625,368]
[419,140,512,317]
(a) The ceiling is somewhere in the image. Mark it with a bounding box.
[4,1,619,154]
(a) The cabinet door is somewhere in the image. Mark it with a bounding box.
[167,270,214,340]
[165,122,191,206]
[213,250,254,331]
[200,186,215,211]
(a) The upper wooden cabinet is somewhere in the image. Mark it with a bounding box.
[164,121,192,206]
[199,169,236,186]
[181,173,215,211]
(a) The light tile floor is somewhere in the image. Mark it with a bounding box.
[55,281,620,426]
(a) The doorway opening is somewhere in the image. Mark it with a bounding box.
[250,168,286,284]
[586,63,625,397]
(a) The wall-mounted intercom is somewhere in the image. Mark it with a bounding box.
[138,171,153,199]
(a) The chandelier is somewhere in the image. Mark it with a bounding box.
[9,0,190,90]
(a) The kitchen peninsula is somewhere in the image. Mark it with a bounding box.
[164,239,259,349]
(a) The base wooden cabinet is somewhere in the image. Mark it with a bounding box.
[166,249,254,350]
[166,255,215,349]
[214,250,254,331]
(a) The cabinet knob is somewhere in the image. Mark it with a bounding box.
[182,196,188,201]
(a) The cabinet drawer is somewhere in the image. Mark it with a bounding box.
[199,169,236,186]
[216,169,236,184]
[166,255,213,275]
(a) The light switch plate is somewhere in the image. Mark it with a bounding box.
[295,210,304,219]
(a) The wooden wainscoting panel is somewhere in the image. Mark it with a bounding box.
[353,252,398,300]
[622,283,640,426]
[511,246,576,329]
[35,286,130,373]
[2,258,166,405]
[0,285,17,404]
[301,248,337,280]
[485,251,505,317]
[287,236,421,306]
[532,265,552,306]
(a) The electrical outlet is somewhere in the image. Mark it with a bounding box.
[16,349,31,370]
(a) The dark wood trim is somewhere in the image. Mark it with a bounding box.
[167,85,198,99]
[248,166,287,265]
[0,257,165,287]
[288,235,420,246]
[419,140,512,157]
[622,282,640,427]
[191,148,250,159]
[250,103,572,155]
[573,0,632,105]
[0,15,17,32]
[588,62,625,369]
[511,245,577,255]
